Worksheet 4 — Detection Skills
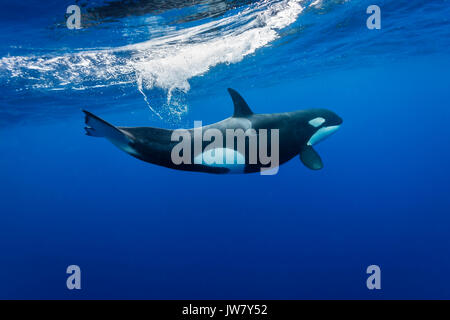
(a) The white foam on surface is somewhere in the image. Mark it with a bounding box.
[0,0,310,117]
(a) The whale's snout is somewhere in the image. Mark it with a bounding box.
[328,111,343,126]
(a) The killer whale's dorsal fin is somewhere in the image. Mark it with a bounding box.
[227,88,253,118]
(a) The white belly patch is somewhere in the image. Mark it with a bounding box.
[194,148,245,173]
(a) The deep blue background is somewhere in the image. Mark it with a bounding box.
[0,0,449,299]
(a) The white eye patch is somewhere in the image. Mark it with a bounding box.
[308,117,326,128]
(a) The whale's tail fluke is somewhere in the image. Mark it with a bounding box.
[83,110,121,138]
[83,110,138,156]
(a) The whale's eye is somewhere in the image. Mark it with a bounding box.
[308,117,326,128]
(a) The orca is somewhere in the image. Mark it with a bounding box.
[83,88,342,174]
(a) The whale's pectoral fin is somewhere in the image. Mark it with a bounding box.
[227,88,254,118]
[300,145,323,170]
[83,110,138,155]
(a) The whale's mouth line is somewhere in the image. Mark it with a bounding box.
[307,124,340,146]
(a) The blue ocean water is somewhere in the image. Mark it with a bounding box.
[0,0,450,299]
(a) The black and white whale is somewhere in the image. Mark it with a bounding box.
[83,88,342,174]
